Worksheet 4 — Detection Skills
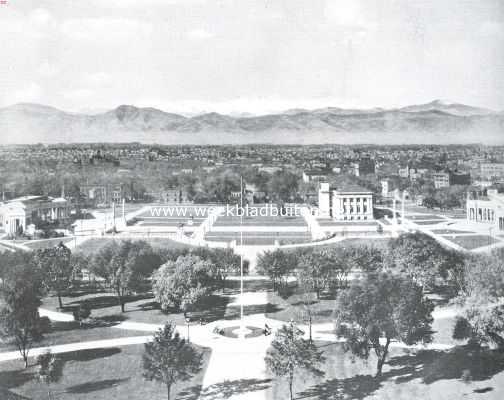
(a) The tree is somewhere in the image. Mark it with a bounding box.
[296,250,334,299]
[256,249,295,294]
[72,303,91,327]
[36,351,63,400]
[143,322,203,400]
[335,273,433,377]
[385,232,455,289]
[90,240,162,312]
[33,243,72,309]
[452,253,504,347]
[265,322,325,400]
[0,263,45,368]
[190,247,242,292]
[152,255,218,311]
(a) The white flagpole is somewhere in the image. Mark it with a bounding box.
[240,176,244,334]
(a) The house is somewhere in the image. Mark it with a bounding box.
[302,169,329,183]
[0,195,70,235]
[480,163,504,179]
[318,183,374,221]
[80,183,126,206]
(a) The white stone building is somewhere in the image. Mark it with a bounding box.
[318,183,374,221]
[466,189,504,232]
[0,195,69,235]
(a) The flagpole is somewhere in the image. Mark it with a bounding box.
[240,176,244,335]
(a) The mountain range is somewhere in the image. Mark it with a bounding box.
[0,100,502,145]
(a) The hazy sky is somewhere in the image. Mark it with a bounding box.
[1,0,503,114]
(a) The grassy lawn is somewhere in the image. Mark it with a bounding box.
[443,235,500,250]
[0,343,211,400]
[41,279,271,326]
[74,237,192,255]
[42,288,232,326]
[0,319,147,352]
[315,237,390,250]
[265,341,504,400]
[21,237,74,250]
[265,287,336,324]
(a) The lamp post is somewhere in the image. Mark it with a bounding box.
[185,316,191,343]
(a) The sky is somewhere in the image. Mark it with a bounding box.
[0,0,503,115]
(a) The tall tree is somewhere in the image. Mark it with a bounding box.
[265,322,325,400]
[152,255,218,311]
[335,273,433,377]
[90,240,161,312]
[385,232,454,289]
[453,252,504,347]
[143,322,203,400]
[257,249,295,294]
[0,263,45,368]
[33,243,72,309]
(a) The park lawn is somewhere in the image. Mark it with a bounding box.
[42,287,233,326]
[21,237,74,250]
[0,320,147,352]
[0,343,211,400]
[313,237,390,251]
[265,289,336,324]
[443,235,500,250]
[74,237,192,255]
[265,341,504,400]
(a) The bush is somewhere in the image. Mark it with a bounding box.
[39,316,52,334]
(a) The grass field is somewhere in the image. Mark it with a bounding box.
[213,215,306,227]
[205,231,312,246]
[0,319,146,353]
[74,237,192,255]
[0,343,211,400]
[21,237,74,250]
[265,341,504,400]
[443,235,500,250]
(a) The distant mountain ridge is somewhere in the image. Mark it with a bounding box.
[0,100,502,145]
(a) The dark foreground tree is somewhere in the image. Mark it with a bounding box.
[33,242,72,309]
[453,252,504,347]
[143,322,203,400]
[265,323,325,400]
[335,273,433,377]
[0,264,45,368]
[385,232,458,289]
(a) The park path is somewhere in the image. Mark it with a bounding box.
[1,287,466,399]
[0,336,152,362]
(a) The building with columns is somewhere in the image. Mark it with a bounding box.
[0,195,69,236]
[466,189,504,232]
[318,183,374,221]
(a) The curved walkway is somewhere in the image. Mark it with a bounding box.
[1,288,465,399]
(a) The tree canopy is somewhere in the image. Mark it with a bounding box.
[335,272,433,377]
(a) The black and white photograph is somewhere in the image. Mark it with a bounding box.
[1,1,504,399]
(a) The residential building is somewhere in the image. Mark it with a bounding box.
[80,183,126,206]
[302,169,329,183]
[480,163,504,179]
[433,172,450,188]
